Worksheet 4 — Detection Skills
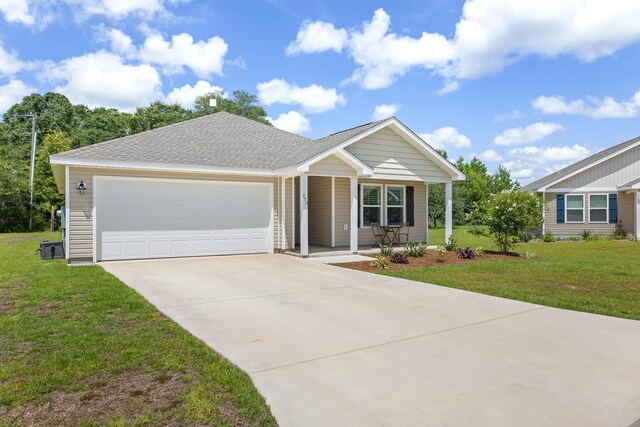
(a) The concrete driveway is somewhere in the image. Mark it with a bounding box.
[102,254,640,426]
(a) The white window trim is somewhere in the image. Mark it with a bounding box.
[360,184,383,228]
[588,193,609,224]
[385,184,406,225]
[359,184,407,227]
[565,194,585,224]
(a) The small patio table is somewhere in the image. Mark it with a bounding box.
[380,225,403,246]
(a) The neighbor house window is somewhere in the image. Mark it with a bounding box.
[589,194,608,223]
[361,185,382,227]
[386,186,405,225]
[565,194,584,223]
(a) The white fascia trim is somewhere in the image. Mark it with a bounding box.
[545,187,618,193]
[296,118,465,181]
[335,149,374,176]
[538,139,640,191]
[49,157,277,176]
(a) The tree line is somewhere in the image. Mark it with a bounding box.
[0,90,519,233]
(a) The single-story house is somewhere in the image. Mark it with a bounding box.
[522,135,640,238]
[50,112,465,263]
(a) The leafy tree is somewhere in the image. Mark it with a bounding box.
[468,190,545,253]
[130,101,193,133]
[33,132,73,228]
[194,90,271,125]
[491,165,520,193]
[73,107,132,147]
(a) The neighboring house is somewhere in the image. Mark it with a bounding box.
[522,135,640,238]
[50,112,464,263]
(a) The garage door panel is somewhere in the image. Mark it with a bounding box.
[97,178,272,261]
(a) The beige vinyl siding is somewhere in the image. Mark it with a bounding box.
[67,167,285,260]
[346,128,450,182]
[308,176,332,246]
[334,178,351,246]
[549,144,640,189]
[544,191,634,235]
[308,154,356,177]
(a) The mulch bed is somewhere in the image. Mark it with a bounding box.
[333,250,522,272]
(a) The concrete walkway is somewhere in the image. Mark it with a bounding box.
[102,254,640,426]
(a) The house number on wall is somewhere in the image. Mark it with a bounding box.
[303,194,308,207]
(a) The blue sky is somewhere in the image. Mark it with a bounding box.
[1,0,639,183]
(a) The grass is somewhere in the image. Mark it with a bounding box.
[427,225,496,249]
[0,232,276,426]
[386,228,640,320]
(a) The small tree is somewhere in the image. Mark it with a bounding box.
[468,190,544,253]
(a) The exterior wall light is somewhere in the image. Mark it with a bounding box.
[76,180,87,195]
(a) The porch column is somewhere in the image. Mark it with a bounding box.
[300,174,309,257]
[445,181,453,243]
[425,183,429,244]
[350,176,358,253]
[331,177,336,248]
[636,191,640,240]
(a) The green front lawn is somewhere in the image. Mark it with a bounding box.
[427,226,495,249]
[384,234,640,320]
[0,232,276,426]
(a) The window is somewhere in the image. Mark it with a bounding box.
[589,194,608,223]
[565,195,584,223]
[386,186,405,225]
[361,185,382,227]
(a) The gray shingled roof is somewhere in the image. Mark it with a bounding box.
[51,111,392,170]
[522,135,640,191]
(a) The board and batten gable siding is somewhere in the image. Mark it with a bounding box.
[308,154,356,177]
[345,128,451,182]
[308,176,332,246]
[548,144,640,189]
[544,191,634,235]
[67,167,285,260]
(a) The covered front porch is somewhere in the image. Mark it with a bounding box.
[280,174,454,258]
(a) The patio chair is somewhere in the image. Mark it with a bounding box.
[397,222,410,245]
[370,222,384,247]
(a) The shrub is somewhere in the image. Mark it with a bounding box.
[370,256,389,270]
[612,228,625,240]
[390,252,409,264]
[627,232,638,242]
[468,190,545,253]
[543,232,555,243]
[444,236,457,251]
[474,246,484,257]
[457,247,475,259]
[435,246,447,262]
[520,249,537,259]
[379,244,393,257]
[580,229,591,241]
[404,241,427,258]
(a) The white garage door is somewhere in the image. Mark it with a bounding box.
[96,178,273,261]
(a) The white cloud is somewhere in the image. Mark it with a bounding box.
[269,111,311,134]
[77,0,165,19]
[419,127,471,150]
[0,79,35,114]
[165,80,224,108]
[288,3,640,90]
[494,122,564,146]
[137,32,228,78]
[98,27,136,56]
[257,78,345,114]
[286,20,348,55]
[0,41,23,76]
[475,149,504,162]
[0,0,33,25]
[372,104,398,121]
[493,109,523,122]
[532,90,640,119]
[45,51,161,112]
[505,144,591,183]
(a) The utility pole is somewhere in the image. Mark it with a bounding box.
[28,112,37,231]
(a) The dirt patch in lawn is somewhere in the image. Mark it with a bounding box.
[0,284,25,314]
[333,250,522,272]
[0,370,186,426]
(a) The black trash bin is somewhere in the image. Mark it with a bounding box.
[38,241,65,260]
